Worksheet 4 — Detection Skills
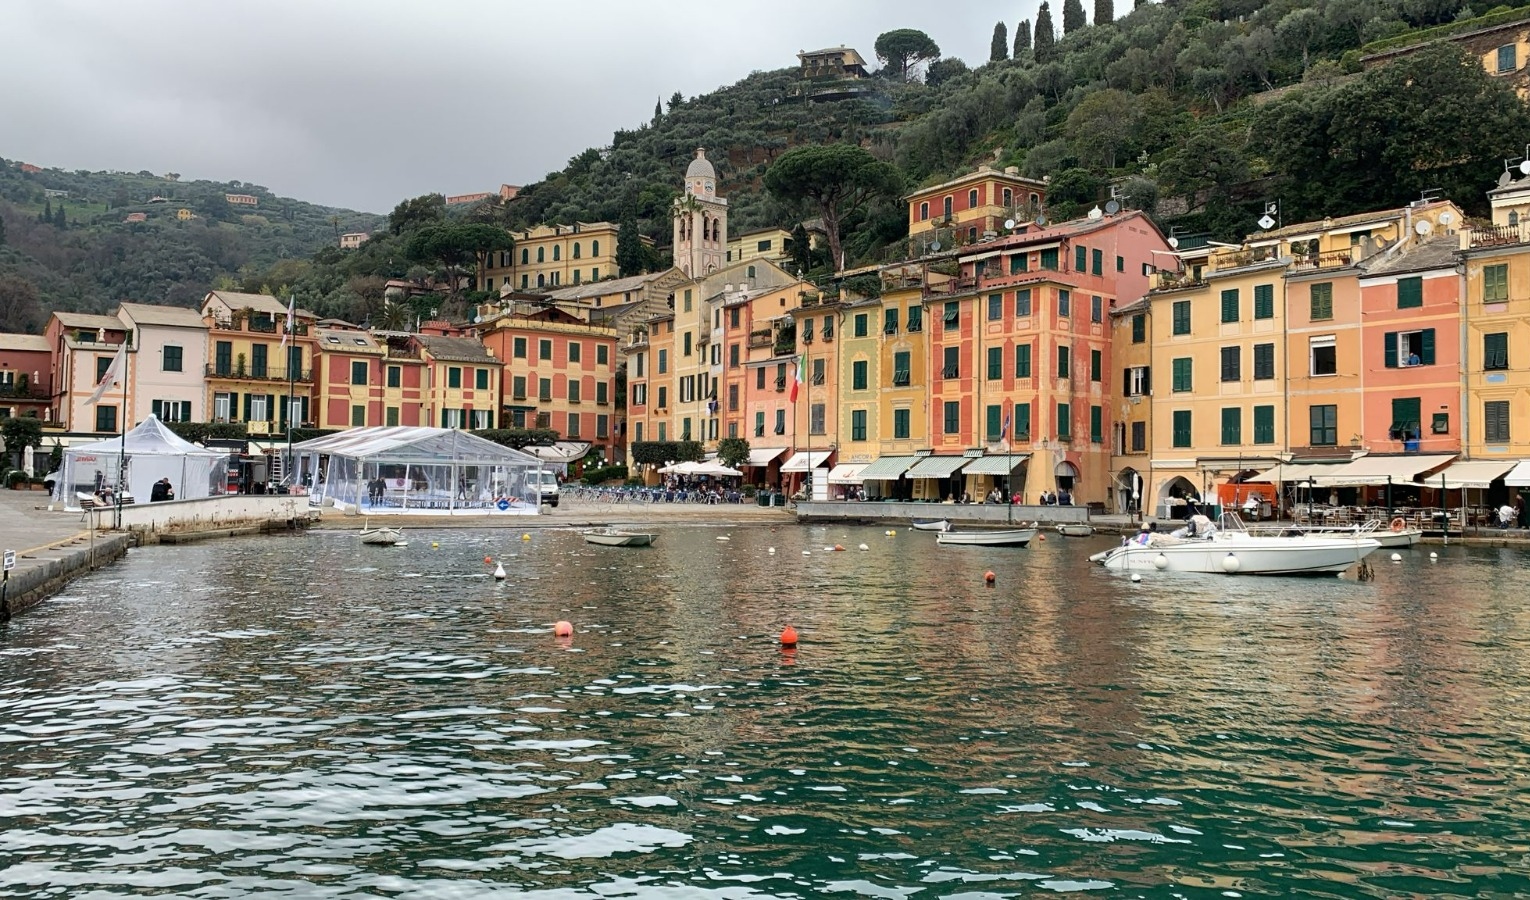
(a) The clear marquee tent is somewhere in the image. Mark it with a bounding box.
[294,426,544,515]
[56,415,229,509]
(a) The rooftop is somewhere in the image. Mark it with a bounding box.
[906,166,1048,201]
[1249,201,1455,243]
[0,333,51,353]
[117,301,207,329]
[203,291,290,316]
[1361,235,1461,277]
[53,312,127,331]
[542,271,673,303]
[414,334,501,365]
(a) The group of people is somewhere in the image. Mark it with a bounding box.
[1498,496,1526,528]
[1038,489,1073,506]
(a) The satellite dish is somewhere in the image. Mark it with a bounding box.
[1519,160,1530,175]
[1168,236,1180,249]
[1440,212,1455,225]
[929,241,942,252]
[1004,218,1016,230]
[1104,200,1121,215]
[1257,214,1276,230]
[1088,206,1104,220]
[1499,171,1514,187]
[1035,214,1047,227]
[1415,220,1433,235]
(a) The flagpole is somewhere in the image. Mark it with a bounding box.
[116,337,128,530]
[284,295,296,489]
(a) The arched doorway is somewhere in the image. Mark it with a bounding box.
[1157,475,1200,520]
[1115,468,1141,515]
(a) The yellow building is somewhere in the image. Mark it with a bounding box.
[478,221,623,294]
[411,334,502,430]
[835,296,884,467]
[1108,295,1153,515]
[727,227,794,267]
[199,291,317,434]
[1463,176,1530,456]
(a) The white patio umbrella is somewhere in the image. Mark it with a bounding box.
[657,461,702,475]
[692,462,743,477]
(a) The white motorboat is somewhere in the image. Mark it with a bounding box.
[911,518,951,532]
[1284,518,1422,548]
[936,527,1037,548]
[1056,523,1094,537]
[1090,513,1379,575]
[360,522,404,546]
[582,529,657,547]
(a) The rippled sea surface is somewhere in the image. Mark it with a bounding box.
[3,525,1530,899]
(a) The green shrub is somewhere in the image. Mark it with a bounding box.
[580,464,629,485]
[4,469,28,488]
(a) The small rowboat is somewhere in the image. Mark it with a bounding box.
[582,529,657,547]
[1055,523,1094,537]
[360,522,404,546]
[911,518,951,532]
[936,527,1038,548]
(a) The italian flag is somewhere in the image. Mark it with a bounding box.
[789,353,806,402]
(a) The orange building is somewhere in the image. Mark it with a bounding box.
[626,312,675,447]
[905,164,1048,247]
[313,325,427,429]
[476,308,619,459]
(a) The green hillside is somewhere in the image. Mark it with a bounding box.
[0,162,382,332]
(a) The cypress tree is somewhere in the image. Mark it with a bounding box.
[54,203,66,229]
[40,199,51,225]
[1014,19,1032,57]
[654,98,662,122]
[1034,3,1056,60]
[1063,0,1087,33]
[1094,0,1113,24]
[0,210,7,247]
[990,21,1008,62]
[616,203,645,277]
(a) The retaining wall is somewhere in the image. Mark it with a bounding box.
[87,494,314,541]
[1,534,132,622]
[794,501,1090,525]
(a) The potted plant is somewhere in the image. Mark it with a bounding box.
[235,352,247,377]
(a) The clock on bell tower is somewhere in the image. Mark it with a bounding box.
[673,147,728,277]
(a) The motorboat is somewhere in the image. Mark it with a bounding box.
[1055,523,1094,537]
[360,522,405,546]
[911,518,951,532]
[1282,517,1422,548]
[1090,513,1379,575]
[582,529,657,547]
[936,527,1037,548]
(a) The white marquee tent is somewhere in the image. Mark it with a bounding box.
[55,415,229,509]
[294,426,544,515]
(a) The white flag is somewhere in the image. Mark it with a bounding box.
[279,295,296,351]
[85,343,127,406]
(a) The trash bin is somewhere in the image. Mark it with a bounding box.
[757,492,769,507]
[771,492,782,507]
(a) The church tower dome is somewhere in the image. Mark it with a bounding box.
[673,148,728,277]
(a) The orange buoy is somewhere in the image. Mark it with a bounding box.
[780,625,799,647]
[833,544,845,552]
[553,620,573,637]
[1038,534,1046,541]
[984,570,996,584]
[484,556,493,565]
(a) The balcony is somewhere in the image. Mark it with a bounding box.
[1156,270,1207,291]
[627,331,649,350]
[748,329,773,348]
[1210,246,1280,270]
[386,346,421,360]
[1470,223,1528,248]
[1289,249,1354,271]
[799,293,823,307]
[247,319,279,334]
[0,383,47,400]
[205,364,314,383]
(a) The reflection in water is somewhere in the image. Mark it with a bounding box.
[2,528,1529,898]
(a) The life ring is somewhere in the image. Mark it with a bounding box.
[1389,517,1406,533]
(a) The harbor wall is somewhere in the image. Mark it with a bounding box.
[794,501,1090,526]
[86,495,315,542]
[1,533,133,622]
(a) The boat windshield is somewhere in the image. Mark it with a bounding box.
[1217,510,1250,533]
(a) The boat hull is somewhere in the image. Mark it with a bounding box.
[582,531,656,547]
[1093,535,1380,575]
[936,528,1037,548]
[911,519,951,532]
[1374,529,1422,548]
[1056,524,1093,537]
[360,528,403,545]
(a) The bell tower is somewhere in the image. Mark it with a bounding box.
[672,147,728,277]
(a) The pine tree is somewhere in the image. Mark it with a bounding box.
[1094,0,1113,25]
[1035,3,1056,60]
[654,98,662,122]
[1014,19,1032,57]
[1063,0,1087,33]
[990,21,1008,62]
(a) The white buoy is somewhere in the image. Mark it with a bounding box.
[858,543,870,551]
[802,550,811,556]
[1153,554,1169,571]
[768,547,777,554]
[1222,553,1240,574]
[493,562,507,580]
[1429,551,1438,560]
[1390,553,1402,562]
[1130,573,1142,582]
[717,535,731,541]
[885,530,896,536]
[824,546,835,552]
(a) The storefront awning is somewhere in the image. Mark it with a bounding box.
[1431,459,1517,490]
[1307,454,1455,488]
[745,447,789,467]
[1248,461,1349,483]
[857,455,920,480]
[959,454,1030,476]
[1504,459,1530,487]
[780,450,832,473]
[826,464,867,484]
[906,455,971,479]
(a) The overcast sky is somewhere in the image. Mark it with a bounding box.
[2,1,1119,213]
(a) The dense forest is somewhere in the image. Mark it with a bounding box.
[4,0,1530,335]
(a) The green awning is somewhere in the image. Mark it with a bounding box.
[907,455,971,479]
[959,454,1030,476]
[857,455,920,480]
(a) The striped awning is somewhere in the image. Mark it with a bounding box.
[959,454,1030,476]
[906,455,971,479]
[857,455,920,480]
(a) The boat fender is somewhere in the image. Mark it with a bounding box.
[1389,517,1405,533]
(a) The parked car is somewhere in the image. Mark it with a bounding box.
[535,470,560,507]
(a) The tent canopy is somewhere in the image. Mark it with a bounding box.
[1505,459,1530,487]
[907,455,970,479]
[57,414,227,509]
[293,426,541,466]
[857,455,920,481]
[826,463,867,484]
[780,451,832,473]
[745,447,789,467]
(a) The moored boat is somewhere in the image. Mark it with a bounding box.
[360,522,404,546]
[911,518,951,532]
[1056,523,1094,537]
[936,527,1038,548]
[1090,513,1379,575]
[1284,517,1422,548]
[582,529,657,547]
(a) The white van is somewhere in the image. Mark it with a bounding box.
[535,470,560,507]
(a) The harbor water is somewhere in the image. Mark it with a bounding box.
[2,526,1529,898]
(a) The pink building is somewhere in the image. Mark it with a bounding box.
[1357,236,1462,456]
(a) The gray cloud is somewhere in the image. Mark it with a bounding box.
[2,1,1109,212]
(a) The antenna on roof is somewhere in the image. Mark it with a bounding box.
[1257,200,1280,231]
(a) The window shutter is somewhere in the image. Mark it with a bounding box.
[242,393,252,422]
[1141,367,1150,394]
[1421,328,1436,365]
[1123,368,1130,394]
[1383,332,1398,368]
[301,396,309,424]
[181,401,191,421]
[152,400,162,418]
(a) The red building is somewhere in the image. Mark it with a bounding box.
[0,333,54,422]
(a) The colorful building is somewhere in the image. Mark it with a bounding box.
[45,313,131,434]
[479,221,624,294]
[785,288,843,494]
[313,325,427,429]
[1462,182,1530,458]
[117,302,210,426]
[0,333,53,423]
[905,164,1048,247]
[199,291,317,435]
[727,227,794,267]
[1107,295,1153,514]
[475,308,618,459]
[411,335,502,430]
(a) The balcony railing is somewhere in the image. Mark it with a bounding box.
[1156,270,1207,291]
[1289,249,1354,271]
[209,318,310,336]
[748,330,773,348]
[205,364,313,383]
[0,384,47,399]
[1210,246,1279,270]
[1470,223,1528,248]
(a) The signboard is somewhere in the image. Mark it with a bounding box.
[496,498,511,512]
[3,549,15,572]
